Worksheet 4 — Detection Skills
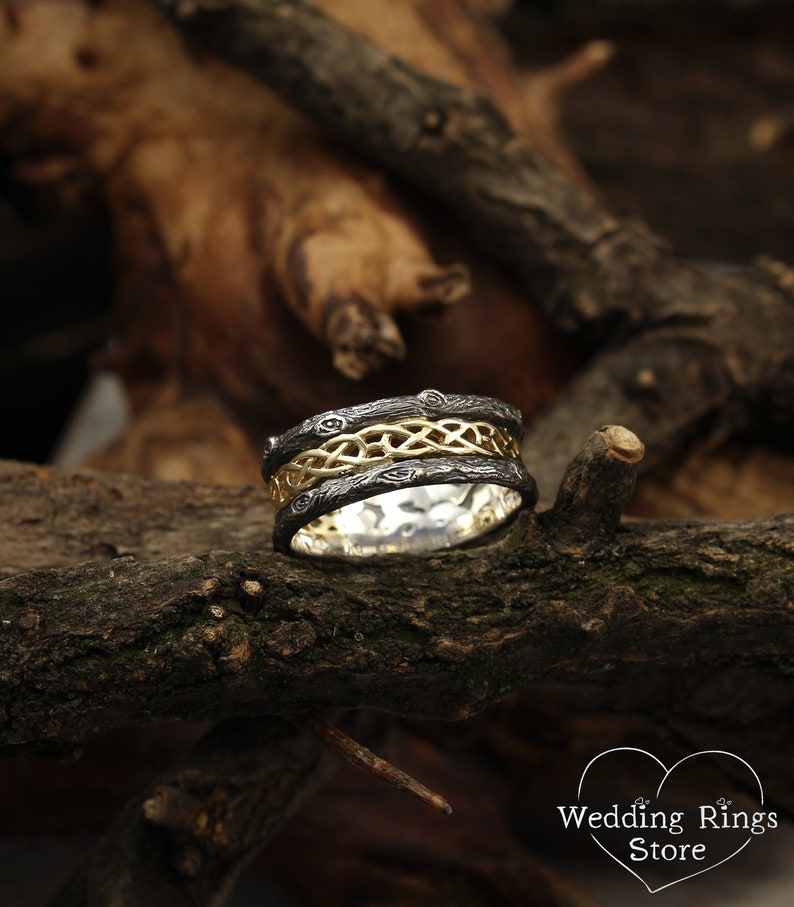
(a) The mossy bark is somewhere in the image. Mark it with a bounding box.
[2,461,791,758]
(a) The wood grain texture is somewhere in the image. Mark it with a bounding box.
[151,0,794,499]
[1,460,791,761]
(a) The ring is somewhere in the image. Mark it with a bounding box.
[262,390,537,556]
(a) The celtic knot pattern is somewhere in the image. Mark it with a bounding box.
[269,418,520,511]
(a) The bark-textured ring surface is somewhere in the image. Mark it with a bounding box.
[263,391,535,556]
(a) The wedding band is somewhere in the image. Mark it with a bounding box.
[262,389,537,556]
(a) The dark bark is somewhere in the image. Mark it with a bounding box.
[151,0,654,333]
[1,459,791,757]
[524,266,794,496]
[150,0,794,496]
[2,3,792,902]
[51,717,334,907]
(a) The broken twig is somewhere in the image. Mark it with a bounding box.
[302,716,452,815]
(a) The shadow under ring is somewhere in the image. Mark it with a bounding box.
[272,455,538,556]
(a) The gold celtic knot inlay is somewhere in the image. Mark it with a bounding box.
[269,418,520,511]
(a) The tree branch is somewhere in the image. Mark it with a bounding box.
[149,0,794,492]
[541,424,644,553]
[2,3,793,899]
[51,716,334,906]
[0,459,272,577]
[151,0,649,333]
[300,716,452,815]
[1,459,791,760]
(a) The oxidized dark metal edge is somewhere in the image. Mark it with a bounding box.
[272,455,538,554]
[262,389,524,479]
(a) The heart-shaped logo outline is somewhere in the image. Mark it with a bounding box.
[577,747,764,894]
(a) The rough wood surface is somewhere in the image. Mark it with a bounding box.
[3,2,793,903]
[156,0,625,329]
[540,425,644,554]
[51,717,333,907]
[1,459,791,762]
[149,0,772,333]
[153,0,794,497]
[0,460,271,578]
[0,0,575,450]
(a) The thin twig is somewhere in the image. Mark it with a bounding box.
[301,716,453,815]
